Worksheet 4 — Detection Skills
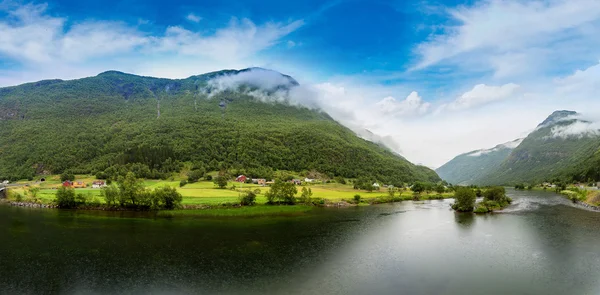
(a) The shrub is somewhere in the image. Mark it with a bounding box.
[253,188,261,195]
[187,169,204,183]
[55,187,77,208]
[60,173,75,182]
[300,187,313,204]
[239,190,257,206]
[474,204,491,213]
[451,187,476,212]
[101,185,119,206]
[205,175,213,181]
[153,186,183,209]
[213,176,228,189]
[179,180,187,187]
[354,194,361,203]
[265,180,297,204]
[483,187,506,202]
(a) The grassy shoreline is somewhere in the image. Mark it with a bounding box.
[3,174,456,217]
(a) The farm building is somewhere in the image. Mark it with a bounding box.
[92,181,107,188]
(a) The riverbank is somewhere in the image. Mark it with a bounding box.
[1,191,456,217]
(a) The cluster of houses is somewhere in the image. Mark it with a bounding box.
[62,180,107,189]
[234,175,317,186]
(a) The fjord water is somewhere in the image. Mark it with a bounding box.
[2,190,600,295]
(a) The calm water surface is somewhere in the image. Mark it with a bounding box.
[2,190,600,295]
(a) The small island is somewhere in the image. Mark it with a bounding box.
[452,186,512,213]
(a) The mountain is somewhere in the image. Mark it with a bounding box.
[477,110,600,185]
[436,139,523,185]
[0,68,439,184]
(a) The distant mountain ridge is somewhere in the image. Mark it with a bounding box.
[438,110,600,185]
[436,139,523,185]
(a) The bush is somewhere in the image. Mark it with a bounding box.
[213,176,228,189]
[179,180,187,187]
[239,190,257,206]
[300,187,313,204]
[60,173,75,182]
[253,188,261,195]
[187,169,204,183]
[265,180,297,204]
[483,187,506,202]
[55,187,77,208]
[451,187,476,212]
[152,186,183,209]
[334,176,347,185]
[435,184,445,194]
[474,204,491,213]
[354,194,361,203]
[205,175,213,181]
[101,185,119,206]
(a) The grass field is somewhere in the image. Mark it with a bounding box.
[5,175,453,206]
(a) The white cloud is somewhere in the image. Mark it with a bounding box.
[547,112,600,138]
[376,92,430,116]
[550,120,600,138]
[554,60,600,94]
[466,138,523,157]
[186,13,202,23]
[0,3,147,63]
[153,18,304,61]
[446,83,520,110]
[414,0,600,77]
[0,3,304,85]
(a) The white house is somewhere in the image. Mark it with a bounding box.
[372,182,380,188]
[2,180,9,185]
[304,178,315,183]
[92,180,107,189]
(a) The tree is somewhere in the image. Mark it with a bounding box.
[451,187,476,212]
[239,190,257,206]
[60,173,75,182]
[265,180,298,204]
[101,185,119,206]
[55,187,76,208]
[117,172,144,207]
[153,186,183,209]
[214,175,228,189]
[483,187,506,202]
[27,187,40,203]
[435,184,445,194]
[187,169,205,183]
[412,182,426,194]
[300,187,313,204]
[388,186,396,198]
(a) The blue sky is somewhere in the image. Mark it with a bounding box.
[1,0,600,167]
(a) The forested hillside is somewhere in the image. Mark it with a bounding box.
[478,111,600,185]
[0,68,439,185]
[436,139,522,185]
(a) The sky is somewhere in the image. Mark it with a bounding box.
[1,0,600,168]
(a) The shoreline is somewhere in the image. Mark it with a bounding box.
[1,193,455,217]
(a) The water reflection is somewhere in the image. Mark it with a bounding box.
[2,191,600,294]
[453,212,475,228]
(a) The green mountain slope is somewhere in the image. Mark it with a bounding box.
[478,110,600,185]
[436,139,523,185]
[0,68,439,184]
